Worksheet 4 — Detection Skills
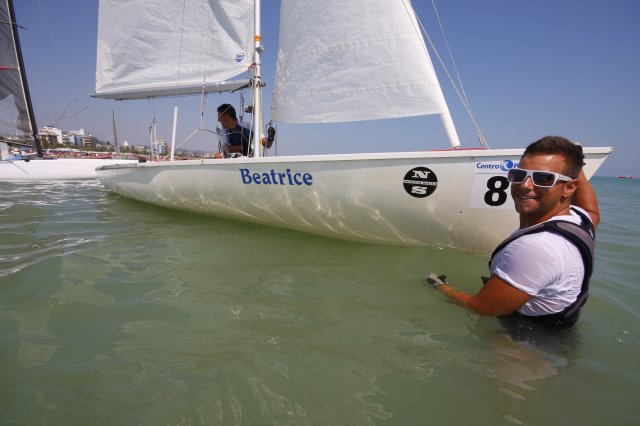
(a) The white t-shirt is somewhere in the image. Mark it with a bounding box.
[490,206,591,316]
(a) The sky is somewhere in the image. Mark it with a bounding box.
[12,0,640,177]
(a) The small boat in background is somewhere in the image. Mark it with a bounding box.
[0,0,136,181]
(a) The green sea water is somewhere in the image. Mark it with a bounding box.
[0,177,638,425]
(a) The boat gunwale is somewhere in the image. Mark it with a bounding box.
[96,146,613,171]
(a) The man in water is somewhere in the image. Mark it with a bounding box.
[426,136,599,328]
[214,103,251,159]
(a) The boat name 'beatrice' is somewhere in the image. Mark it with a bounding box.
[239,168,313,186]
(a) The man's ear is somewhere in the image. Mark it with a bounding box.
[563,178,579,199]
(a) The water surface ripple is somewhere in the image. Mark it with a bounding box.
[0,177,637,425]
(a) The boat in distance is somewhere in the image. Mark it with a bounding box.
[0,156,138,180]
[0,0,138,180]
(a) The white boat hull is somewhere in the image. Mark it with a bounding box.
[97,148,612,253]
[0,157,138,180]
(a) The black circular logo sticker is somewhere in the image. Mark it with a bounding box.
[403,167,438,198]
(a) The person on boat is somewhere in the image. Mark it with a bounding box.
[426,136,599,329]
[214,103,251,159]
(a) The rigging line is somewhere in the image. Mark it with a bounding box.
[161,127,216,159]
[147,99,159,161]
[33,0,100,138]
[59,106,88,121]
[147,98,156,139]
[56,98,89,127]
[405,1,489,149]
[0,19,25,30]
[174,0,188,97]
[197,3,216,133]
[199,83,206,131]
[431,0,470,108]
[419,16,489,149]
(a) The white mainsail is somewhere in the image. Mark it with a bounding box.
[272,0,454,127]
[94,0,255,100]
[0,0,36,147]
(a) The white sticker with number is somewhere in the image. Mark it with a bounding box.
[469,160,518,210]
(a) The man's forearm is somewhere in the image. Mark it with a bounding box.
[436,285,480,311]
[573,169,600,227]
[434,276,531,316]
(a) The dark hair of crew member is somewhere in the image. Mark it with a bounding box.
[217,103,237,120]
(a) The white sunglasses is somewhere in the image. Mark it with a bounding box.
[507,168,573,188]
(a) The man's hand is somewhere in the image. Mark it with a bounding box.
[424,273,448,288]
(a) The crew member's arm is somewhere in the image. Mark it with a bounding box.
[434,275,531,316]
[227,144,242,153]
[225,129,245,154]
[572,169,600,228]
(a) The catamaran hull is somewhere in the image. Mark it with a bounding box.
[0,158,138,180]
[97,148,612,253]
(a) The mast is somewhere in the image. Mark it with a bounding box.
[7,0,42,157]
[251,0,263,158]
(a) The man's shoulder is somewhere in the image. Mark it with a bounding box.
[546,205,590,226]
[507,231,566,248]
[497,227,577,262]
[514,231,571,248]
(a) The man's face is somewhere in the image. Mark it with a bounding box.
[218,113,234,129]
[510,154,577,223]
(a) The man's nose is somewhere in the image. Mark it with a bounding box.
[521,176,535,189]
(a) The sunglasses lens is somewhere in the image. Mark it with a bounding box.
[532,172,556,187]
[507,169,527,183]
[507,169,560,187]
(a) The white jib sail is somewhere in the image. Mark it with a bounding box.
[272,0,450,124]
[94,0,254,100]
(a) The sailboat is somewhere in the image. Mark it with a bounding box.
[0,0,136,180]
[93,0,612,253]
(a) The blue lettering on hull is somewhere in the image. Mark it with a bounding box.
[239,168,313,186]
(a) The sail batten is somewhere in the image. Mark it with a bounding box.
[272,0,451,124]
[95,0,254,100]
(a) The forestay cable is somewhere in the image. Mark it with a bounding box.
[410,1,489,148]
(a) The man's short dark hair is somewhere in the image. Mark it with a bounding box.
[522,136,585,178]
[217,103,237,120]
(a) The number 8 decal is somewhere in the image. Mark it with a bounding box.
[484,176,509,206]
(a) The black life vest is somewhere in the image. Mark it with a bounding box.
[490,207,596,327]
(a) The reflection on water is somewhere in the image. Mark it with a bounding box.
[0,178,638,425]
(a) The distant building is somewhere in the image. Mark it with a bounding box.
[152,139,167,156]
[68,128,87,147]
[34,127,208,158]
[81,134,99,148]
[38,126,104,148]
[39,125,63,145]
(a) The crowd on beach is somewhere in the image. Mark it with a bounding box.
[5,146,142,161]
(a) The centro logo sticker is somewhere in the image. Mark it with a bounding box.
[403,167,438,198]
[475,160,519,173]
[235,52,245,62]
[500,159,518,171]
